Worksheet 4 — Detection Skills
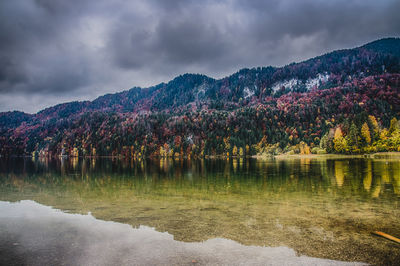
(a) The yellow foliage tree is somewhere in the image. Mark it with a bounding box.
[389,117,399,135]
[333,127,348,153]
[334,127,342,139]
[223,137,231,152]
[299,141,311,154]
[361,122,371,145]
[168,148,174,157]
[380,128,389,140]
[239,147,244,157]
[368,115,379,135]
[232,145,238,156]
[159,146,166,157]
[72,147,79,157]
[255,136,268,154]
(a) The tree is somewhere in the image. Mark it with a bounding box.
[232,145,238,156]
[389,117,399,135]
[245,144,250,155]
[347,123,359,149]
[333,127,348,153]
[368,115,379,140]
[361,122,371,145]
[299,141,311,154]
[239,147,244,156]
[320,133,333,153]
[380,128,389,140]
[159,145,166,157]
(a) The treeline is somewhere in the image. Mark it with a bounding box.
[320,116,400,154]
[0,74,398,158]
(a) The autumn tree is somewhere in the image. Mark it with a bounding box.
[389,117,399,135]
[368,115,379,141]
[232,145,238,156]
[239,147,244,157]
[361,123,371,145]
[333,127,348,153]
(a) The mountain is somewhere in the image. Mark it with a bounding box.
[1,38,400,157]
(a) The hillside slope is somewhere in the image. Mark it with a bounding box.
[1,38,400,157]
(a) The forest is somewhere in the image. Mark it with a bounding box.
[1,38,400,158]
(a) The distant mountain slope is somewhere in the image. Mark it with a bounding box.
[1,38,400,157]
[0,111,33,128]
[363,37,400,57]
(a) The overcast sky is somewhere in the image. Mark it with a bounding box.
[1,0,399,113]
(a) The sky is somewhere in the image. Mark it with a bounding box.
[1,0,399,113]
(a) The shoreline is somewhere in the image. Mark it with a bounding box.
[273,152,400,160]
[2,151,400,160]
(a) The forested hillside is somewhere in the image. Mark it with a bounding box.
[1,38,400,157]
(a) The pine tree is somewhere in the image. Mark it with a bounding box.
[320,133,333,153]
[348,123,359,147]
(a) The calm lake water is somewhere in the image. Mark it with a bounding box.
[0,157,399,265]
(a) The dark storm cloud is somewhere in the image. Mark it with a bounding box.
[0,0,94,94]
[0,0,399,113]
[107,0,400,74]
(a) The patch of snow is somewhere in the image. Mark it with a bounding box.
[305,73,330,90]
[270,73,330,92]
[243,87,255,99]
[187,135,193,145]
[271,79,300,92]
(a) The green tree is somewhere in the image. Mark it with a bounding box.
[346,123,359,153]
[320,133,333,153]
[347,123,358,146]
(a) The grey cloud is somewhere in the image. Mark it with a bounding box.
[111,14,231,70]
[154,19,227,64]
[0,0,93,94]
[0,0,399,113]
[108,0,400,75]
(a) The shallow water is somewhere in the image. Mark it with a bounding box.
[0,200,362,266]
[0,157,399,265]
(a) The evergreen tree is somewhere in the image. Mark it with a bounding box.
[347,123,359,152]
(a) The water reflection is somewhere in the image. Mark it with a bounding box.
[0,157,399,264]
[0,200,359,266]
[1,157,400,199]
[1,157,400,198]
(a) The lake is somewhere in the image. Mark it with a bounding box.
[0,157,399,265]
